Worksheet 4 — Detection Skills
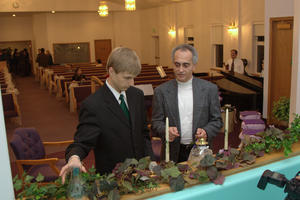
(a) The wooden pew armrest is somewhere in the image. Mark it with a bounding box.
[43,140,74,147]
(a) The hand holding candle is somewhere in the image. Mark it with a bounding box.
[165,117,170,162]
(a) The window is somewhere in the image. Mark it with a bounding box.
[215,44,223,67]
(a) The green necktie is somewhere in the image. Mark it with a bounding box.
[119,94,130,120]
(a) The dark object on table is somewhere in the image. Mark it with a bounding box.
[257,170,300,200]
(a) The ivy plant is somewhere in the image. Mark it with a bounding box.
[244,114,300,157]
[272,96,290,122]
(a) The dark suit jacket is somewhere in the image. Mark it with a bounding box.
[66,83,153,175]
[151,77,223,162]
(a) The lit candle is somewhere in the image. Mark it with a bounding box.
[224,106,229,151]
[165,117,170,162]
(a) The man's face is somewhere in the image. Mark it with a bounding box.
[231,50,237,59]
[108,67,136,92]
[173,49,195,82]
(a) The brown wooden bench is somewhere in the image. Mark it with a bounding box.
[1,92,22,125]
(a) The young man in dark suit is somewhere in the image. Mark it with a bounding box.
[151,44,223,163]
[60,47,154,183]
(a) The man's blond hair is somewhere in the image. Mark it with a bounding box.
[106,47,141,76]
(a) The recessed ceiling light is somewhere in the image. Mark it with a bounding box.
[51,10,55,14]
[12,14,16,17]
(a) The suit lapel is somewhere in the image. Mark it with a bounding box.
[126,88,136,130]
[166,80,181,130]
[192,78,205,138]
[103,84,131,128]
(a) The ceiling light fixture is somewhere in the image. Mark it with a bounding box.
[98,1,109,17]
[125,0,136,11]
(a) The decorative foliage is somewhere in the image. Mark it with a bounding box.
[244,114,300,157]
[13,115,300,200]
[272,96,290,122]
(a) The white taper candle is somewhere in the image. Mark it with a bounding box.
[165,117,170,162]
[224,106,229,150]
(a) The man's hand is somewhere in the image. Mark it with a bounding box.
[195,128,207,140]
[59,155,87,184]
[169,127,180,142]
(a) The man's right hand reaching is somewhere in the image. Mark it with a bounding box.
[59,155,87,184]
[169,127,180,142]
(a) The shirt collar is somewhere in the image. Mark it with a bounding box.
[106,80,127,102]
[177,77,193,86]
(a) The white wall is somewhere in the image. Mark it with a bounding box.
[0,0,265,68]
[290,0,300,122]
[0,14,34,41]
[263,0,294,118]
[45,12,114,62]
[112,11,142,58]
[0,87,15,199]
[140,8,159,64]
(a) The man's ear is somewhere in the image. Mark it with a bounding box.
[108,66,114,75]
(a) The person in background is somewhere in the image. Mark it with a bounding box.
[60,47,154,183]
[96,59,103,67]
[72,67,86,82]
[36,48,50,67]
[151,44,223,163]
[225,49,244,74]
[46,50,53,66]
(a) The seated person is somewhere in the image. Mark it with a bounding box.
[96,59,103,67]
[65,64,73,72]
[72,67,86,81]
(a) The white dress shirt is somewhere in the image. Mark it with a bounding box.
[225,58,245,74]
[177,78,193,145]
[106,80,128,108]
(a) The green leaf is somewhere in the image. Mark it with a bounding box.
[206,166,218,180]
[122,181,133,192]
[13,179,22,191]
[88,165,96,173]
[24,175,34,183]
[152,165,162,177]
[197,170,209,183]
[215,160,227,169]
[108,189,120,200]
[183,175,198,185]
[118,158,138,173]
[200,154,216,167]
[137,156,151,170]
[169,175,185,191]
[36,173,44,182]
[13,174,19,182]
[161,166,181,178]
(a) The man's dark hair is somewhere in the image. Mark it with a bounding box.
[231,49,238,55]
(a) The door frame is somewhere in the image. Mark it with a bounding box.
[268,16,293,122]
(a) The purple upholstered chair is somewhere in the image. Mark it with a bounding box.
[10,128,73,182]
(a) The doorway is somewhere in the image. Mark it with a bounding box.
[268,17,293,123]
[94,39,112,66]
[0,40,33,73]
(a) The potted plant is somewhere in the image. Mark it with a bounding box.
[272,96,290,127]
